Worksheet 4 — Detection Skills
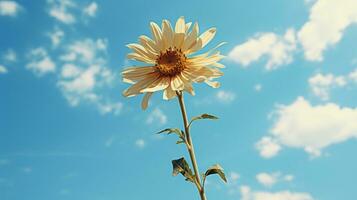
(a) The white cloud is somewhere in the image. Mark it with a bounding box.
[298,0,357,61]
[216,90,236,103]
[240,186,314,200]
[309,73,346,100]
[255,137,281,159]
[257,97,357,158]
[48,0,76,24]
[146,108,167,126]
[57,38,121,115]
[254,84,262,92]
[47,27,64,48]
[228,29,297,70]
[229,172,240,182]
[256,172,294,187]
[83,2,98,17]
[0,65,8,74]
[0,1,22,17]
[349,68,357,82]
[3,49,17,62]
[26,48,56,76]
[135,139,146,148]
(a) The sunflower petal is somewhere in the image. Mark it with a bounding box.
[205,80,220,88]
[171,76,185,91]
[141,92,153,110]
[150,22,164,50]
[175,16,185,33]
[183,22,199,52]
[163,86,177,100]
[141,77,170,93]
[123,74,159,97]
[161,20,174,50]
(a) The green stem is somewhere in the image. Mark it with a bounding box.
[176,91,207,200]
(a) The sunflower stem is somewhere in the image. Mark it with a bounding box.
[176,91,207,200]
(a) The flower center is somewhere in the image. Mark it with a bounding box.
[156,48,186,76]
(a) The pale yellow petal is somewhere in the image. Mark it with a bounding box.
[161,20,174,50]
[205,80,220,88]
[179,73,195,95]
[199,28,216,48]
[150,22,164,50]
[175,16,185,34]
[141,92,153,110]
[127,53,155,64]
[170,75,185,91]
[141,77,170,93]
[185,22,192,33]
[127,43,157,60]
[186,27,216,54]
[163,86,177,100]
[183,22,199,52]
[139,35,160,53]
[123,74,159,97]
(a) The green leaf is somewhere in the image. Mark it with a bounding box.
[156,128,182,136]
[172,157,195,182]
[156,128,186,144]
[189,113,219,127]
[204,164,227,183]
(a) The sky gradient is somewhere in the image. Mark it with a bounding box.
[1,0,357,200]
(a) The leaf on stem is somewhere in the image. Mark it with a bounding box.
[203,164,227,183]
[189,113,219,127]
[172,157,195,182]
[156,128,186,145]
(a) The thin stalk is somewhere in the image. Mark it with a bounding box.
[176,91,207,200]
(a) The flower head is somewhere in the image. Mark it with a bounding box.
[122,17,225,109]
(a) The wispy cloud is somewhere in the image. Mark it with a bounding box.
[26,47,56,76]
[257,97,357,158]
[135,139,146,149]
[47,0,76,24]
[228,29,296,70]
[0,1,22,17]
[146,108,167,126]
[83,2,98,17]
[309,73,346,100]
[215,90,236,103]
[298,0,357,61]
[256,172,294,187]
[0,65,8,74]
[240,185,314,200]
[254,84,262,92]
[47,27,65,48]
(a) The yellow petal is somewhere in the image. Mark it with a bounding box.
[127,43,157,60]
[205,80,220,88]
[179,73,195,95]
[199,28,216,48]
[141,77,170,93]
[183,22,199,52]
[163,86,177,100]
[161,20,174,50]
[123,74,159,97]
[127,53,155,64]
[139,35,160,53]
[150,22,164,50]
[175,16,185,34]
[170,75,184,91]
[141,92,153,110]
[185,22,192,33]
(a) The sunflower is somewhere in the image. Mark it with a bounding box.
[122,16,225,109]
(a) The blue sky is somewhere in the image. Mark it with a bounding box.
[1,0,357,200]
